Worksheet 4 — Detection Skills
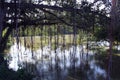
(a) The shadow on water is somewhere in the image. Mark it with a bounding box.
[5,43,120,80]
[0,61,34,80]
[95,52,120,80]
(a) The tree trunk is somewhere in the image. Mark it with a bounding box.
[107,0,116,80]
[0,8,4,46]
[0,2,5,64]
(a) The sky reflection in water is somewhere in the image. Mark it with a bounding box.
[7,43,107,80]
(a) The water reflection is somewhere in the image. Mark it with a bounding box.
[7,43,107,80]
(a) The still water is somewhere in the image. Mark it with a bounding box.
[7,43,107,80]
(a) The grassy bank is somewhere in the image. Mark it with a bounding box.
[9,34,86,51]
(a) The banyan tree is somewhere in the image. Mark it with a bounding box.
[0,0,113,52]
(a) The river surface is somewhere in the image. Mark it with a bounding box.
[6,42,109,80]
